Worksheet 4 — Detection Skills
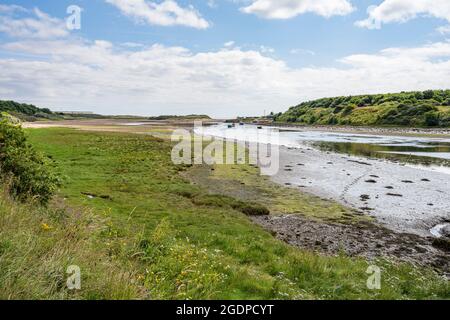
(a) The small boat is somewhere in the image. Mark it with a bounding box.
[257,126,263,129]
[227,124,233,128]
[239,122,244,126]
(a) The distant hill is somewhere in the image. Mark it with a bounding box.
[148,115,211,120]
[0,100,60,121]
[275,90,450,127]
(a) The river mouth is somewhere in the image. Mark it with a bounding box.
[201,124,450,173]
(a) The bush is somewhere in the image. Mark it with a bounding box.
[424,112,440,127]
[0,113,60,204]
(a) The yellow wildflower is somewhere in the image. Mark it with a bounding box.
[41,223,52,231]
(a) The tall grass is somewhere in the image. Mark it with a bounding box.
[0,188,145,299]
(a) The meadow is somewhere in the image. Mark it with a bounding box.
[0,126,448,299]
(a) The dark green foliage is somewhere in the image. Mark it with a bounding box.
[0,113,60,204]
[148,115,211,120]
[0,100,60,121]
[181,192,270,216]
[277,90,450,127]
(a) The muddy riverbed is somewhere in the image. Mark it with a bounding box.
[201,124,450,238]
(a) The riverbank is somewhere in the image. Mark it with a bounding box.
[15,126,447,298]
[271,123,450,137]
[271,145,450,238]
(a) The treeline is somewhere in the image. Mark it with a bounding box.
[276,90,450,127]
[0,100,60,121]
[148,115,211,120]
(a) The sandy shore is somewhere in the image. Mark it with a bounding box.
[271,145,450,237]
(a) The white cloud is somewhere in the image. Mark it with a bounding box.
[2,38,450,117]
[240,0,355,19]
[437,25,450,34]
[356,0,450,29]
[0,4,27,14]
[0,6,68,39]
[1,8,449,117]
[259,45,275,54]
[224,41,235,47]
[290,48,315,55]
[105,0,209,29]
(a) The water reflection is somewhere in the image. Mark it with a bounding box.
[311,141,450,167]
[201,124,450,168]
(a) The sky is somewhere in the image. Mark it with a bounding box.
[0,0,450,117]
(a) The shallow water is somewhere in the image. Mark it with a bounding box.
[201,124,450,172]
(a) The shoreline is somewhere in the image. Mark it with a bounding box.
[265,123,450,137]
[271,145,450,238]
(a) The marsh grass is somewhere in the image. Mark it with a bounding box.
[7,127,446,300]
[0,189,145,299]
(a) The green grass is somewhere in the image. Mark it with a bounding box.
[186,163,359,223]
[0,190,145,299]
[4,127,445,300]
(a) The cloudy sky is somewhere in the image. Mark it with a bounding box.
[1,0,450,117]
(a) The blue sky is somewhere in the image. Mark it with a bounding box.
[0,0,450,117]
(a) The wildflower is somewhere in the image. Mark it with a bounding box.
[41,223,52,231]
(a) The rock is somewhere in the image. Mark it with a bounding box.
[441,225,450,238]
[348,160,372,166]
[432,238,450,252]
[360,194,370,201]
[387,193,403,197]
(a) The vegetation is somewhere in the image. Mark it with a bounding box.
[276,90,450,127]
[148,115,211,120]
[0,126,444,299]
[0,100,61,121]
[0,113,60,204]
[0,189,144,299]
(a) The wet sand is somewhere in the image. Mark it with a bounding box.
[271,146,450,237]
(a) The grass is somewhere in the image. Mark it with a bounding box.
[187,163,360,223]
[0,189,145,299]
[1,127,446,299]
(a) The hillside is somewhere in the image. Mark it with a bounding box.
[148,115,211,120]
[0,100,60,121]
[276,90,450,127]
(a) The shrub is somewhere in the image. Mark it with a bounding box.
[424,112,440,127]
[0,113,60,204]
[423,90,434,99]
